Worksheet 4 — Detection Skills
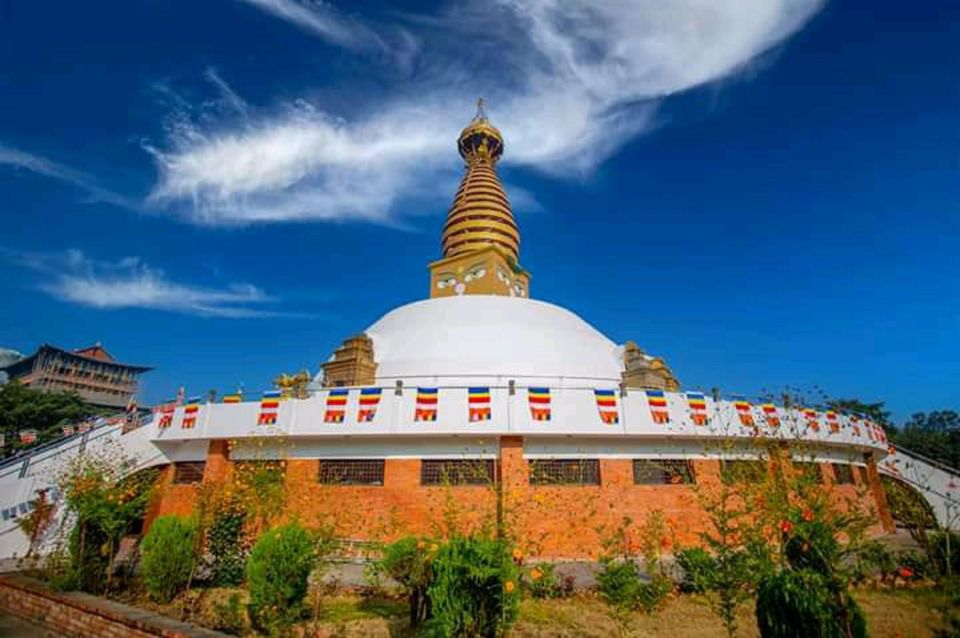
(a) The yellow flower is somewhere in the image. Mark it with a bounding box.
[530,567,543,581]
[504,580,516,593]
[417,540,427,550]
[512,548,523,562]
[429,543,438,553]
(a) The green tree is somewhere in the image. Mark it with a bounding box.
[0,382,93,456]
[890,411,959,470]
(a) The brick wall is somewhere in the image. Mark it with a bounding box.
[145,437,894,559]
[0,574,223,638]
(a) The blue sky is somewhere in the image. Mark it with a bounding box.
[0,0,956,421]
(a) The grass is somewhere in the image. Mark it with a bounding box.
[303,588,947,637]
[120,585,949,637]
[510,589,948,638]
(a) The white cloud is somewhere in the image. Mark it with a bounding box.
[242,0,404,51]
[0,144,135,210]
[7,249,281,318]
[148,0,824,226]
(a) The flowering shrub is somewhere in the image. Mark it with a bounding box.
[206,498,247,587]
[525,562,565,599]
[426,536,520,638]
[377,536,435,627]
[54,446,157,592]
[140,515,197,602]
[246,523,315,633]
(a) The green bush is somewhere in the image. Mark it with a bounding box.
[756,570,867,638]
[898,550,930,580]
[246,523,315,633]
[852,541,896,583]
[139,515,197,602]
[426,536,520,638]
[378,536,433,627]
[526,563,563,599]
[930,532,960,579]
[636,574,673,613]
[597,558,670,619]
[676,547,716,593]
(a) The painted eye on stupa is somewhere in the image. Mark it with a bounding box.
[436,276,458,290]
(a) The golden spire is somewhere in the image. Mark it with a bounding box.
[442,98,519,261]
[428,101,530,299]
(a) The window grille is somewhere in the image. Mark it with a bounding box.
[528,459,600,486]
[633,459,695,485]
[421,459,495,486]
[720,460,767,485]
[172,461,206,484]
[832,463,855,485]
[795,462,825,484]
[318,459,385,485]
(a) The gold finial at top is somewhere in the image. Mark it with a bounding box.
[458,97,503,165]
[475,97,487,121]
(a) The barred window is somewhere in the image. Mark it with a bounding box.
[318,460,385,486]
[795,462,825,484]
[832,463,855,485]
[720,460,767,485]
[633,459,695,485]
[421,459,495,486]
[172,461,206,484]
[529,459,600,486]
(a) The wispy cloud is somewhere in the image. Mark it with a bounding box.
[148,0,824,226]
[5,248,284,318]
[0,144,135,210]
[237,0,417,61]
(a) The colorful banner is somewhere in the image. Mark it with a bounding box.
[157,402,175,428]
[19,430,37,445]
[761,403,780,428]
[357,388,382,422]
[803,408,820,432]
[77,421,92,434]
[686,392,708,426]
[324,388,349,423]
[850,415,862,437]
[733,398,754,427]
[258,390,281,426]
[222,394,242,404]
[468,387,492,422]
[825,410,840,434]
[875,424,887,443]
[415,387,438,422]
[646,389,669,424]
[528,387,551,422]
[594,389,619,425]
[182,396,202,429]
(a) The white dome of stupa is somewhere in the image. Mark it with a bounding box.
[363,295,624,387]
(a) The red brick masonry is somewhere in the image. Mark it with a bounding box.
[0,574,225,638]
